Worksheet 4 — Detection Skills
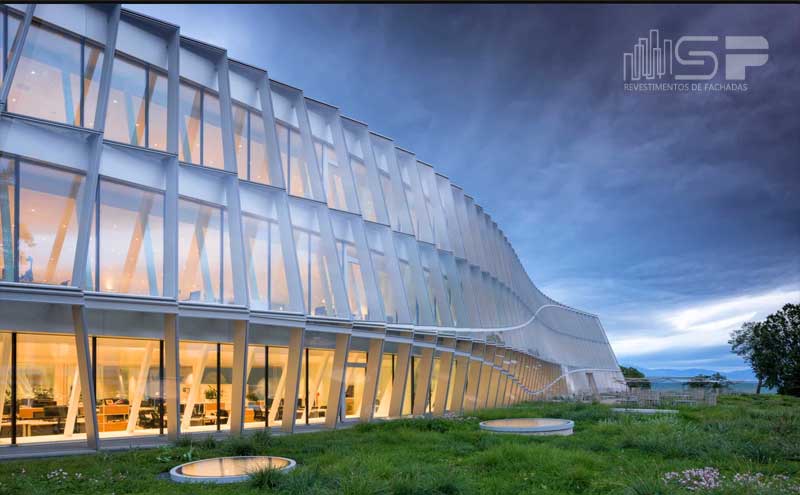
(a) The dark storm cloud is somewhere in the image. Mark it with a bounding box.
[128,4,800,370]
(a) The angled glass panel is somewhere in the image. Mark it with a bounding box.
[178,83,202,164]
[395,150,433,244]
[417,163,450,251]
[438,251,468,327]
[241,199,290,312]
[232,103,248,179]
[437,176,465,259]
[96,180,164,296]
[249,109,273,185]
[365,223,409,324]
[371,135,413,234]
[417,242,453,327]
[1,9,23,84]
[374,352,394,418]
[393,233,434,326]
[342,120,389,225]
[307,102,359,214]
[147,69,168,151]
[343,350,366,419]
[202,92,224,170]
[299,347,333,425]
[272,86,320,200]
[457,259,481,327]
[330,212,379,321]
[105,56,147,147]
[18,161,84,286]
[0,156,14,282]
[178,341,218,433]
[8,22,82,126]
[451,186,476,264]
[177,199,234,304]
[288,199,340,317]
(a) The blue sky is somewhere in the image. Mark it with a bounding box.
[129,4,800,373]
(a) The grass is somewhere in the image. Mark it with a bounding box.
[0,395,798,494]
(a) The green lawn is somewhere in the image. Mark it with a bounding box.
[1,395,798,495]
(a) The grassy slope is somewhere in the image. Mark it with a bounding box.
[0,395,797,495]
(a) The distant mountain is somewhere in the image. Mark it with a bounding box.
[623,366,757,382]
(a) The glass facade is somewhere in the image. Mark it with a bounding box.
[0,5,625,449]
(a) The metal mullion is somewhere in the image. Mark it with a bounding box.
[264,345,268,428]
[159,339,164,435]
[199,88,204,166]
[12,159,19,282]
[79,39,85,127]
[92,336,97,398]
[216,342,221,430]
[94,182,100,290]
[144,65,150,148]
[267,220,272,308]
[10,332,16,445]
[3,10,7,74]
[219,207,224,303]
[246,110,251,180]
[304,347,309,425]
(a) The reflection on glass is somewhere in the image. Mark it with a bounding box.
[233,104,248,179]
[18,161,84,286]
[374,353,394,418]
[403,356,414,416]
[0,333,11,445]
[446,359,458,411]
[15,334,86,444]
[82,44,104,128]
[366,225,400,323]
[242,211,289,311]
[266,346,288,427]
[249,113,271,185]
[105,57,146,146]
[343,351,366,419]
[332,215,368,320]
[203,93,224,169]
[96,180,164,296]
[179,83,202,164]
[177,199,233,304]
[95,338,161,437]
[8,23,80,124]
[2,10,23,84]
[179,342,221,433]
[0,157,14,282]
[148,70,168,151]
[276,122,315,199]
[351,158,376,221]
[429,358,439,414]
[299,348,333,424]
[244,345,266,428]
[290,202,337,317]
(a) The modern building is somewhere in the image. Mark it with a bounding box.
[0,4,625,451]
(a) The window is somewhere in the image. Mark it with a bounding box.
[233,103,275,186]
[178,341,222,433]
[94,338,163,438]
[331,213,370,321]
[308,107,359,213]
[89,180,164,296]
[343,350,366,419]
[276,121,316,199]
[1,8,23,83]
[299,348,333,425]
[365,224,403,324]
[242,210,289,311]
[289,201,338,317]
[105,56,168,150]
[0,332,87,445]
[373,353,394,418]
[177,198,233,304]
[7,21,103,128]
[179,83,224,169]
[0,156,84,286]
[371,136,413,234]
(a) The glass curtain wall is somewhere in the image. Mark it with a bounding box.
[88,180,164,295]
[289,201,338,317]
[298,348,333,425]
[179,83,224,169]
[105,55,168,150]
[178,341,231,433]
[0,333,86,445]
[7,20,103,128]
[233,102,274,185]
[94,338,162,438]
[241,209,290,312]
[266,346,288,427]
[177,198,234,304]
[306,104,359,214]
[0,156,84,286]
[343,350,366,419]
[373,353,394,418]
[244,345,267,428]
[364,224,403,324]
[330,213,371,321]
[371,135,413,235]
[272,90,317,200]
[1,7,23,84]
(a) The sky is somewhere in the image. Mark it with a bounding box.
[129,4,800,373]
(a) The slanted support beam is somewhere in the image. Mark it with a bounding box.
[360,338,384,422]
[0,4,34,110]
[228,320,249,435]
[325,333,350,428]
[387,343,411,417]
[281,327,304,433]
[432,351,453,416]
[464,359,482,412]
[164,314,180,440]
[412,347,434,416]
[72,306,99,449]
[448,355,469,414]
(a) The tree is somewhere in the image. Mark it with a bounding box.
[729,303,800,396]
[620,365,651,389]
[687,372,729,390]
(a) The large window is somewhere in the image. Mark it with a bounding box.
[343,350,366,419]
[331,214,370,321]
[0,332,87,445]
[179,341,223,433]
[298,347,333,425]
[242,210,289,311]
[0,156,85,286]
[308,107,359,214]
[105,55,168,151]
[94,337,163,438]
[179,83,224,169]
[289,201,338,317]
[276,121,316,200]
[365,224,403,324]
[372,137,413,235]
[233,102,275,186]
[177,198,233,304]
[374,353,394,418]
[88,180,164,295]
[7,21,103,128]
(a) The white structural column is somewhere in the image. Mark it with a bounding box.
[0,4,34,110]
[360,338,384,422]
[228,320,249,435]
[431,351,453,416]
[282,328,305,433]
[71,306,99,449]
[477,361,493,410]
[464,358,482,412]
[448,354,469,414]
[325,333,351,428]
[164,314,180,440]
[388,342,412,417]
[412,347,434,416]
